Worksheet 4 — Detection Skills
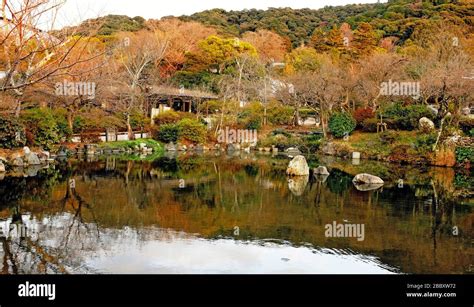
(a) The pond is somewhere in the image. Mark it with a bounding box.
[0,152,472,274]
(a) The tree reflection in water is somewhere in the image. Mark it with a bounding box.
[0,153,472,274]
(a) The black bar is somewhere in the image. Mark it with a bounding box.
[0,275,472,306]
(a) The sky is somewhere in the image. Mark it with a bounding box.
[51,0,384,29]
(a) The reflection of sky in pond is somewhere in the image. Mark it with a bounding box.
[5,213,397,274]
[1,154,471,274]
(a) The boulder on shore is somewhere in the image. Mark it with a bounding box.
[0,161,5,172]
[25,153,41,165]
[11,157,24,167]
[419,117,435,133]
[286,155,310,176]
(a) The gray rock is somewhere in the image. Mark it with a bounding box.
[321,142,336,155]
[285,147,302,155]
[0,161,5,172]
[12,157,24,167]
[23,146,31,155]
[165,142,177,151]
[353,173,384,185]
[419,117,435,133]
[286,155,310,176]
[25,152,41,165]
[40,151,50,159]
[314,166,330,176]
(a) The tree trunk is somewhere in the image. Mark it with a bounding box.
[14,97,21,118]
[321,113,327,138]
[67,112,74,131]
[126,113,134,141]
[263,106,267,127]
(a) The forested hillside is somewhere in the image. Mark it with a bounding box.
[179,0,473,47]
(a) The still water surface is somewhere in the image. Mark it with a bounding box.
[0,152,472,274]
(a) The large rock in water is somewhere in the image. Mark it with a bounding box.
[25,153,41,165]
[353,173,384,185]
[313,166,330,176]
[286,155,310,176]
[353,173,384,191]
[0,161,5,172]
[419,117,435,133]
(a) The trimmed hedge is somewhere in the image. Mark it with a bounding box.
[329,112,356,138]
[0,115,26,149]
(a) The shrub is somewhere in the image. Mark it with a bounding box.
[328,112,356,138]
[237,102,263,130]
[379,130,397,145]
[51,108,73,138]
[455,147,474,165]
[353,107,375,126]
[21,108,62,149]
[177,118,207,143]
[458,117,474,137]
[0,115,26,149]
[299,108,317,119]
[361,118,379,132]
[414,133,437,153]
[153,110,181,125]
[245,116,262,130]
[73,109,124,133]
[199,100,223,114]
[79,132,101,143]
[304,133,323,152]
[267,102,294,125]
[380,103,434,130]
[155,124,179,143]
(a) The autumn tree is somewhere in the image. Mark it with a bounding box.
[242,29,288,63]
[185,35,257,74]
[147,18,216,76]
[107,30,169,139]
[351,22,378,58]
[284,47,322,74]
[0,0,102,117]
